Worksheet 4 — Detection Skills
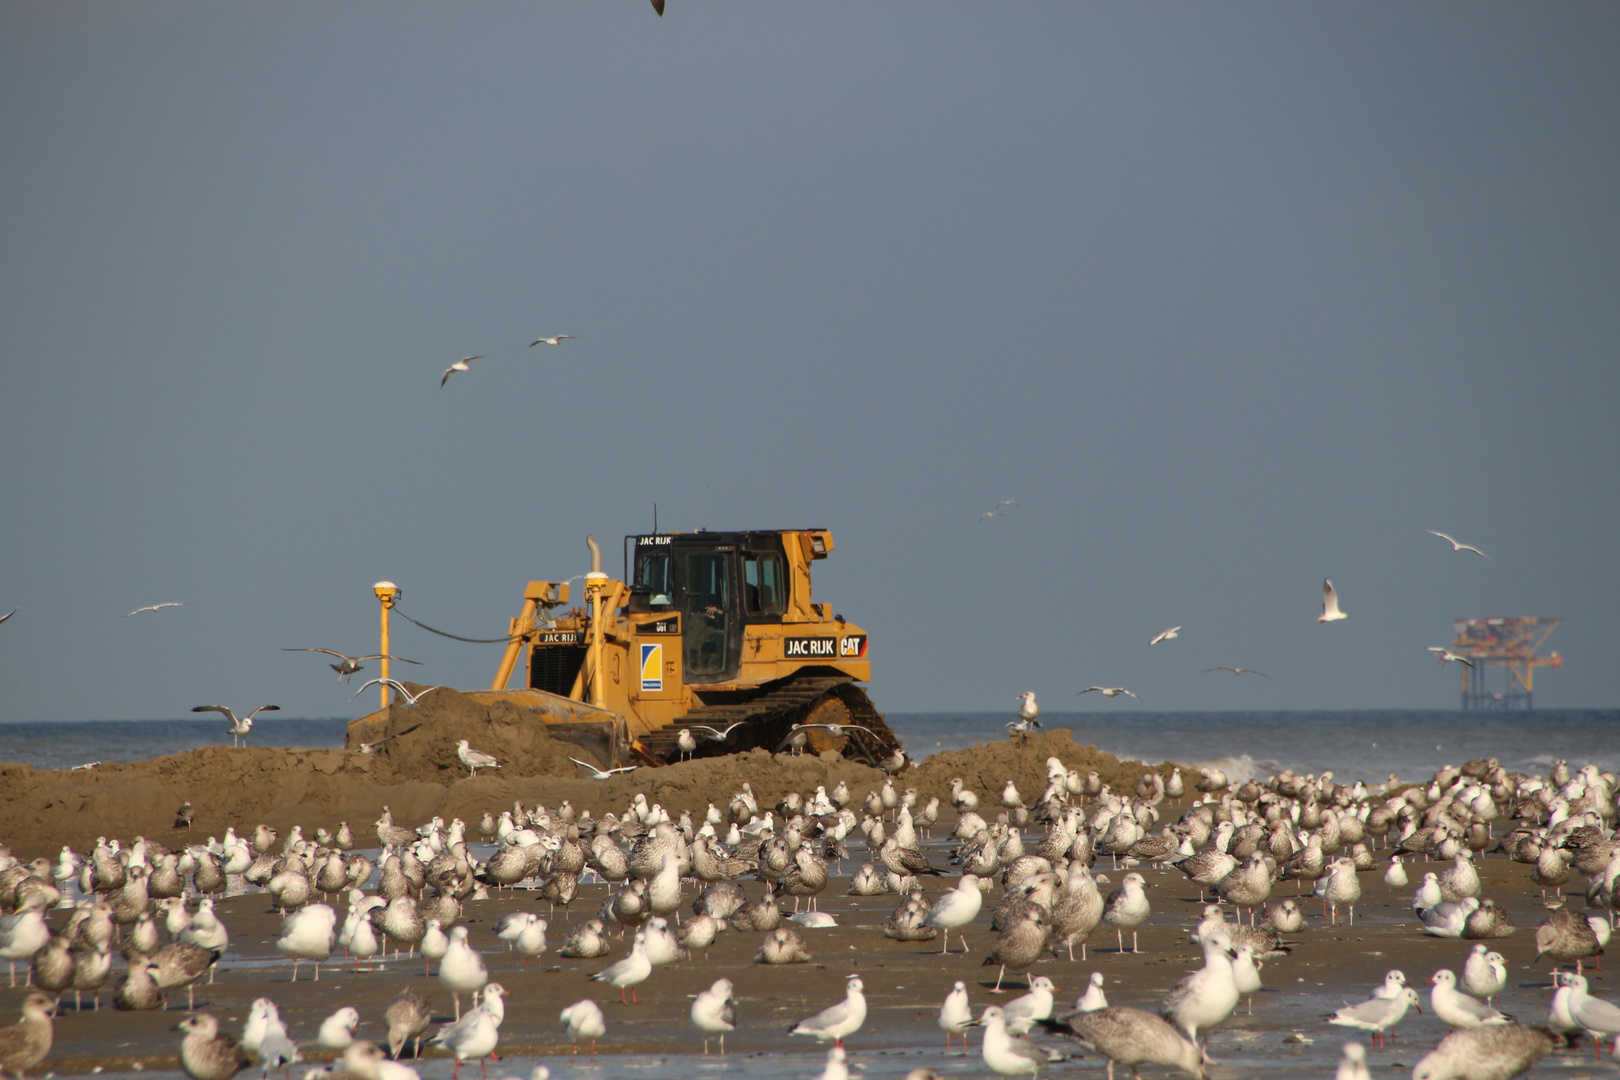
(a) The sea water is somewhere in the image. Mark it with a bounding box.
[2,709,1614,783]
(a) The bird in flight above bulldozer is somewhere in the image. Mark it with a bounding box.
[351,678,441,705]
[687,722,751,742]
[778,723,871,755]
[286,647,422,682]
[569,756,640,780]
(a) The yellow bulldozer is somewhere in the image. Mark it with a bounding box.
[349,529,899,767]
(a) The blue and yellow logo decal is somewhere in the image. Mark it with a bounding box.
[640,643,663,691]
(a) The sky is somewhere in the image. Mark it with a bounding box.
[1,3,1616,722]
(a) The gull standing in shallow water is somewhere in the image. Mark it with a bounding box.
[690,977,735,1054]
[938,981,972,1050]
[924,874,982,954]
[1428,969,1512,1028]
[558,999,606,1062]
[790,975,866,1047]
[974,1005,1039,1078]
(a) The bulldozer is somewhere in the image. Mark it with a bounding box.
[348,529,899,768]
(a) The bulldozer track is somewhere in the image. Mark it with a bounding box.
[637,674,898,766]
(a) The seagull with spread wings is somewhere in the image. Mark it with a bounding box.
[1427,530,1487,558]
[285,647,422,682]
[529,335,576,347]
[1203,666,1270,678]
[687,722,750,742]
[1149,626,1181,646]
[125,602,184,617]
[1078,687,1141,701]
[1427,647,1477,669]
[191,704,281,747]
[352,679,441,705]
[568,756,639,780]
[440,356,485,388]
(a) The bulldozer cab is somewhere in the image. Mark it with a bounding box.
[627,531,796,684]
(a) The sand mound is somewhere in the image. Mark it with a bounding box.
[0,724,1185,859]
[350,684,619,784]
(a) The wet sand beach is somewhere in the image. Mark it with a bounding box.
[1,723,1614,1079]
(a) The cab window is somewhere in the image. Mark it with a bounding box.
[635,551,673,609]
[743,554,784,615]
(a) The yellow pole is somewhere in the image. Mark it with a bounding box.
[584,572,608,707]
[374,582,400,710]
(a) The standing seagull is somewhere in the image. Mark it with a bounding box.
[690,977,735,1054]
[456,741,500,777]
[191,705,280,747]
[126,602,184,617]
[1426,530,1487,558]
[283,648,421,682]
[529,335,576,347]
[440,356,485,388]
[1318,579,1348,623]
[790,975,867,1048]
[1149,627,1181,646]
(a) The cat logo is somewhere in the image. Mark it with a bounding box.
[640,643,662,692]
[838,634,868,658]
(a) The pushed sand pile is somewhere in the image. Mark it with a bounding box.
[0,722,1183,858]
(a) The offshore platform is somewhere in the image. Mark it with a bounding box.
[1449,617,1562,710]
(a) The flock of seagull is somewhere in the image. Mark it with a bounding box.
[1043,527,1493,706]
[1,740,1618,1080]
[439,335,575,389]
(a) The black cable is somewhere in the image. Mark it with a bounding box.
[392,606,522,644]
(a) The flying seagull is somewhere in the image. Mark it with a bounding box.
[191,704,281,747]
[440,356,485,388]
[125,602,184,617]
[1203,666,1270,678]
[1078,686,1141,701]
[529,335,576,347]
[1149,626,1181,646]
[687,722,750,742]
[0,609,17,625]
[1427,647,1476,669]
[357,724,421,754]
[1426,530,1487,558]
[1318,579,1348,623]
[568,756,639,780]
[353,678,441,705]
[285,647,422,682]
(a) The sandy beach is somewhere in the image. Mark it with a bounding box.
[1,725,1614,1079]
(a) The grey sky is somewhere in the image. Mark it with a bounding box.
[2,3,1616,722]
